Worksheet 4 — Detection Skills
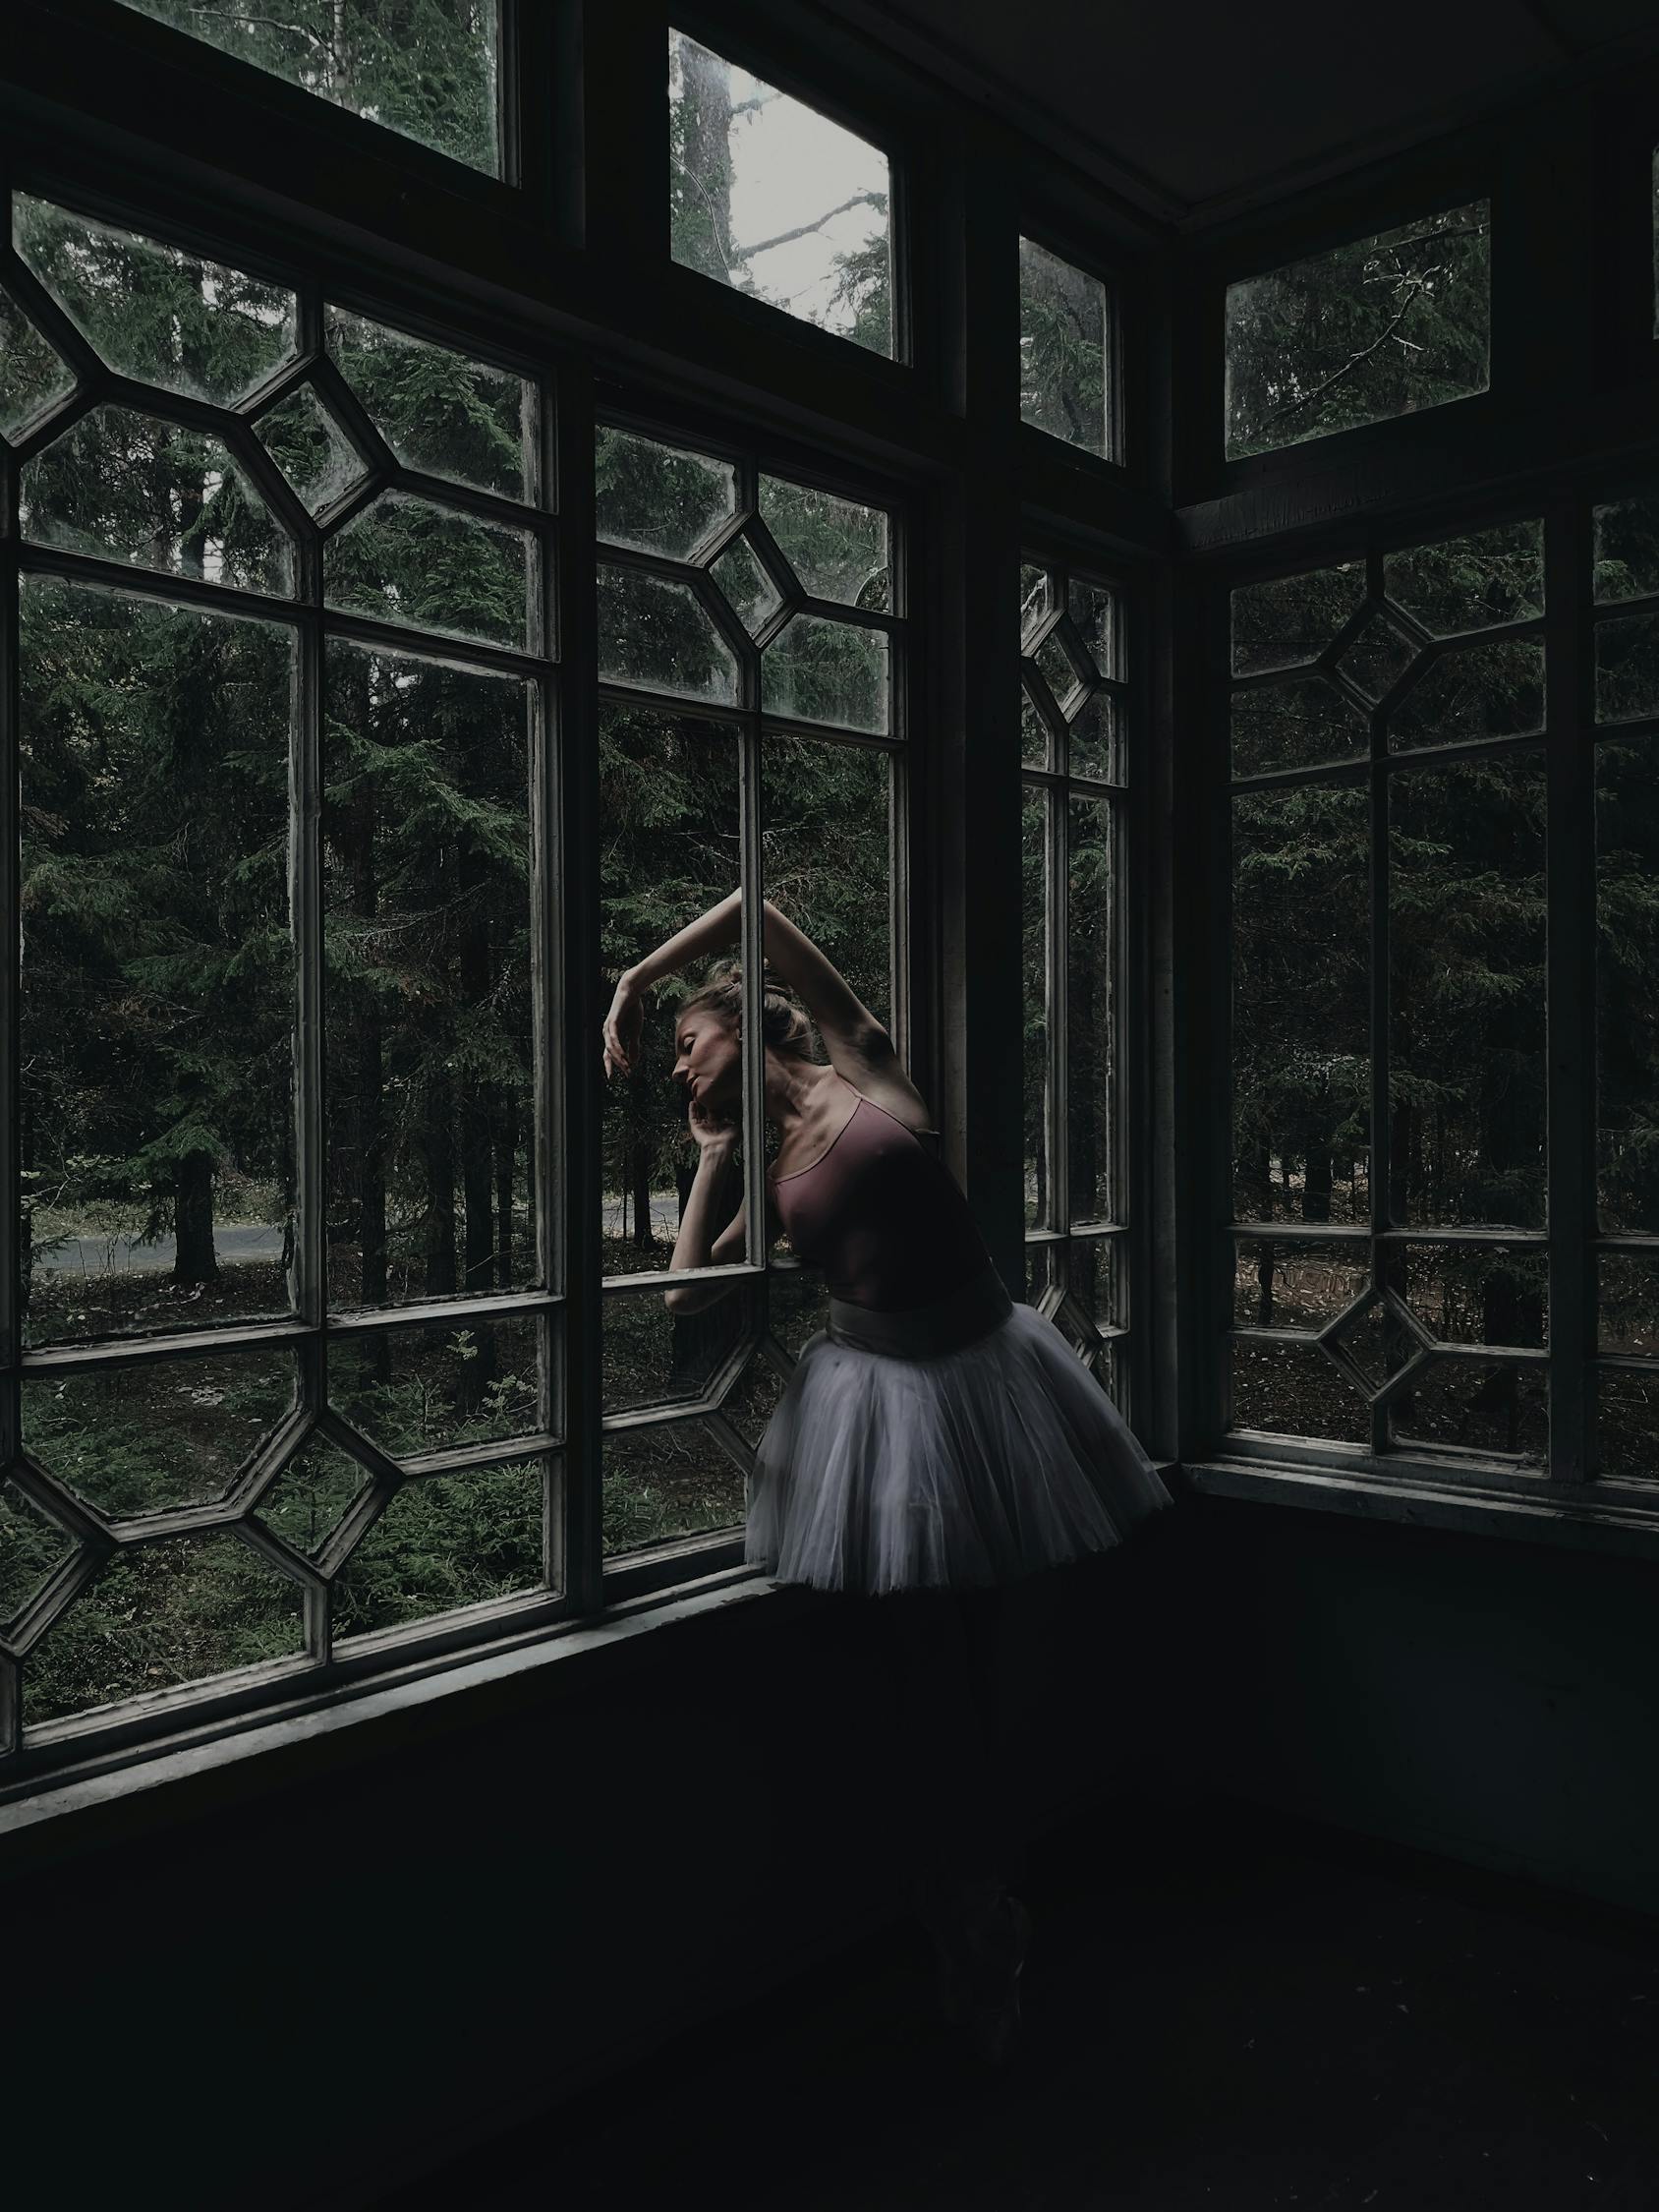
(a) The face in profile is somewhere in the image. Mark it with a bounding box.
[672,1009,743,1120]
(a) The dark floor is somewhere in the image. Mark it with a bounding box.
[376,1798,1659,2210]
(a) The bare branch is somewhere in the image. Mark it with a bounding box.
[734,193,883,262]
[1260,271,1437,430]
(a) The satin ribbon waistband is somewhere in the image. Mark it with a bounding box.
[827,1263,1014,1360]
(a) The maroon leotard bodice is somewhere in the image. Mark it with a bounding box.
[768,1087,993,1311]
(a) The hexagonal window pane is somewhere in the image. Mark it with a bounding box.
[722,1354,786,1448]
[0,284,75,442]
[15,195,298,407]
[1231,563,1366,677]
[1336,610,1416,703]
[599,565,738,704]
[1384,520,1544,637]
[1233,1239,1370,1329]
[325,491,534,651]
[257,1437,378,1560]
[332,1461,545,1638]
[256,382,368,517]
[1325,1290,1422,1394]
[763,614,888,733]
[1402,1244,1549,1347]
[1389,638,1545,750]
[604,1287,750,1419]
[759,478,889,611]
[24,1531,306,1725]
[597,426,735,561]
[710,533,783,636]
[24,1353,297,1519]
[0,1478,79,1638]
[23,406,294,595]
[1231,1337,1369,1443]
[331,1316,543,1460]
[1035,624,1086,713]
[603,1420,745,1559]
[1230,675,1367,779]
[1390,1357,1546,1464]
[327,308,535,502]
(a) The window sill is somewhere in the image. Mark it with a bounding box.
[0,1562,814,1870]
[1184,1455,1659,1563]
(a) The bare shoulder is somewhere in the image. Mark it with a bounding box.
[841,1029,935,1133]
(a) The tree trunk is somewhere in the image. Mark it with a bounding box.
[494,1094,515,1290]
[174,1149,219,1284]
[1255,1242,1277,1327]
[425,1073,457,1296]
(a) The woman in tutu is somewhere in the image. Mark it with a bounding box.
[602,889,1173,2063]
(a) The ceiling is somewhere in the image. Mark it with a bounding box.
[813,0,1659,222]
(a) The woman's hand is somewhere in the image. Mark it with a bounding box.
[601,971,644,1080]
[687,1099,738,1158]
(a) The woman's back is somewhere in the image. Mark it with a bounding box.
[770,1091,993,1311]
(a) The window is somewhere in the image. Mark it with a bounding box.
[1020,558,1131,1410]
[116,0,504,175]
[668,29,894,356]
[1225,518,1563,1470]
[597,421,903,1558]
[1019,239,1113,460]
[1225,201,1491,460]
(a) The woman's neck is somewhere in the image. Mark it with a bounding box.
[764,1059,846,1143]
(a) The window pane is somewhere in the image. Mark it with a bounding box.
[597,427,736,561]
[1232,785,1371,1223]
[763,613,888,732]
[332,1462,546,1635]
[599,566,739,705]
[1022,788,1050,1231]
[1384,520,1544,636]
[764,736,893,1036]
[604,1422,746,1558]
[1595,611,1659,726]
[1596,735,1659,1233]
[256,382,369,518]
[1226,201,1490,460]
[116,0,502,175]
[0,1481,78,1639]
[1067,796,1117,1224]
[1232,675,1367,780]
[332,1315,543,1458]
[326,308,535,503]
[325,491,534,652]
[1232,1238,1369,1328]
[669,29,892,357]
[600,709,743,1276]
[1401,1244,1549,1347]
[1230,1338,1369,1443]
[1598,1368,1659,1478]
[1231,563,1366,677]
[1389,639,1546,751]
[21,580,298,1344]
[759,477,888,610]
[603,1285,749,1419]
[1390,1357,1546,1466]
[1594,495,1659,605]
[1019,238,1110,459]
[1389,754,1547,1228]
[1597,1253,1659,1357]
[0,283,75,440]
[324,641,535,1310]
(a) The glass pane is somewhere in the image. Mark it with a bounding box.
[331,1314,543,1457]
[1390,1357,1546,1465]
[597,428,736,561]
[15,194,298,405]
[256,1438,373,1559]
[326,308,532,500]
[1596,736,1659,1233]
[1022,683,1054,773]
[23,406,294,596]
[1068,691,1123,786]
[669,30,892,356]
[1035,626,1084,712]
[1066,1238,1121,1336]
[1389,639,1546,751]
[324,641,535,1310]
[24,1533,306,1726]
[1230,1339,1369,1443]
[1335,611,1416,704]
[1226,201,1490,459]
[255,383,367,518]
[1599,1253,1659,1357]
[1402,1244,1548,1347]
[1389,754,1547,1228]
[0,284,75,441]
[1232,563,1366,677]
[1067,580,1117,683]
[1384,520,1544,636]
[1595,611,1659,726]
[1067,797,1117,1224]
[759,477,888,610]
[1232,785,1371,1224]
[1232,1239,1368,1328]
[0,1481,79,1636]
[1019,563,1052,646]
[764,736,893,1037]
[20,580,297,1345]
[333,1462,545,1637]
[603,1285,749,1417]
[1022,788,1051,1232]
[118,0,502,175]
[598,566,738,705]
[710,533,782,635]
[325,491,533,651]
[722,1353,786,1447]
[1327,1289,1421,1394]
[1018,238,1109,459]
[600,710,743,1276]
[1597,1368,1659,1477]
[1593,495,1659,605]
[1231,676,1367,779]
[25,1353,298,1517]
[763,613,888,732]
[603,1419,746,1558]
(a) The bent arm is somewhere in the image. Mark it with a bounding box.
[626,889,885,1058]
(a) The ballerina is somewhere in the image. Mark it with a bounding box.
[602,888,1173,2062]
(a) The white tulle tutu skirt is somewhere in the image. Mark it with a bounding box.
[744,1264,1173,1597]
